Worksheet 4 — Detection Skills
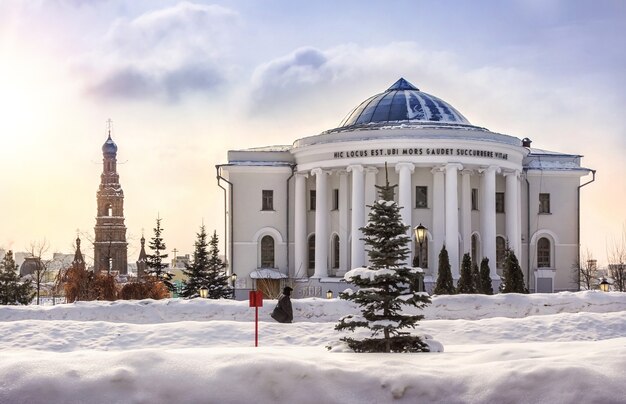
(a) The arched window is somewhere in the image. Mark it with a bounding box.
[496,236,506,269]
[537,237,551,268]
[307,235,315,273]
[332,234,340,269]
[106,204,113,216]
[471,234,478,266]
[261,235,275,268]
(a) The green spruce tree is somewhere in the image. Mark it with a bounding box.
[182,228,232,299]
[335,167,431,353]
[500,248,528,293]
[0,250,34,305]
[480,257,493,295]
[433,245,455,295]
[456,253,475,294]
[471,262,481,293]
[146,218,174,292]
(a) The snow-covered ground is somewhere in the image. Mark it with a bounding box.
[1,291,625,403]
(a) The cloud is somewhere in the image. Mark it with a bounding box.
[83,2,238,102]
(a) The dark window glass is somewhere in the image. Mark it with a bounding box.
[539,193,550,214]
[496,236,506,268]
[332,189,339,210]
[261,235,275,267]
[415,186,428,208]
[310,190,316,211]
[537,237,551,267]
[471,188,479,211]
[370,92,395,122]
[496,192,505,213]
[262,190,273,211]
[471,234,478,266]
[308,235,315,269]
[332,235,340,269]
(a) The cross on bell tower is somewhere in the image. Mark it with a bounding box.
[94,121,128,274]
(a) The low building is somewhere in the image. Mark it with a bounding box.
[217,78,594,297]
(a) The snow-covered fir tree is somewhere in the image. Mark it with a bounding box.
[500,248,528,293]
[457,253,475,294]
[479,257,493,295]
[335,168,431,353]
[0,250,34,305]
[433,245,455,295]
[146,218,174,292]
[181,227,232,299]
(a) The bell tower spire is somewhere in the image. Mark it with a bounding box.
[94,120,128,274]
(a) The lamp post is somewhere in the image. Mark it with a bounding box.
[326,290,333,299]
[599,277,610,292]
[413,223,427,293]
[231,273,238,300]
[199,286,209,298]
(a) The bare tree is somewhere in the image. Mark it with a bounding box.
[606,224,626,292]
[27,240,50,305]
[573,248,598,290]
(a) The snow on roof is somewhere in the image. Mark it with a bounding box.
[250,268,288,279]
[527,147,582,157]
[235,145,292,152]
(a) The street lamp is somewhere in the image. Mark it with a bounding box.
[326,290,333,299]
[199,286,209,298]
[413,223,428,293]
[231,273,238,300]
[599,278,610,292]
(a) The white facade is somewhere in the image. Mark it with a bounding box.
[218,79,594,298]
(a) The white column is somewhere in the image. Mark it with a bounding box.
[504,170,520,257]
[461,170,472,256]
[480,165,501,279]
[431,167,445,276]
[312,168,329,278]
[395,162,415,266]
[347,165,365,269]
[364,167,378,266]
[294,173,308,278]
[338,170,349,275]
[445,163,463,279]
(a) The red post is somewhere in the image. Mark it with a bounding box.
[249,290,263,347]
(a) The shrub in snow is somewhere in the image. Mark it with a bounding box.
[0,250,34,305]
[457,253,475,294]
[480,257,493,295]
[146,218,175,292]
[433,246,455,295]
[181,227,232,299]
[500,248,528,294]
[335,168,431,353]
[119,279,169,300]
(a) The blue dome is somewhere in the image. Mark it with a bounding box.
[102,134,118,156]
[339,78,470,127]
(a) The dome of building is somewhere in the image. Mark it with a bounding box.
[338,78,470,128]
[102,134,118,156]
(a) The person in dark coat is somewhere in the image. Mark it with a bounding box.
[271,286,293,323]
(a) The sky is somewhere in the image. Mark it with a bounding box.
[0,0,625,266]
[1,292,625,403]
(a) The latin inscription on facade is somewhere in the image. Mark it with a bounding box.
[332,147,508,160]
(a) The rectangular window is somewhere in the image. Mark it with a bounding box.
[539,193,551,214]
[496,192,505,213]
[332,189,339,210]
[309,190,316,211]
[262,190,273,211]
[415,186,428,208]
[471,188,479,210]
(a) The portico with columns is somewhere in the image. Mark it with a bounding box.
[219,78,593,298]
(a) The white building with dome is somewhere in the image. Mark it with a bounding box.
[217,78,594,298]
